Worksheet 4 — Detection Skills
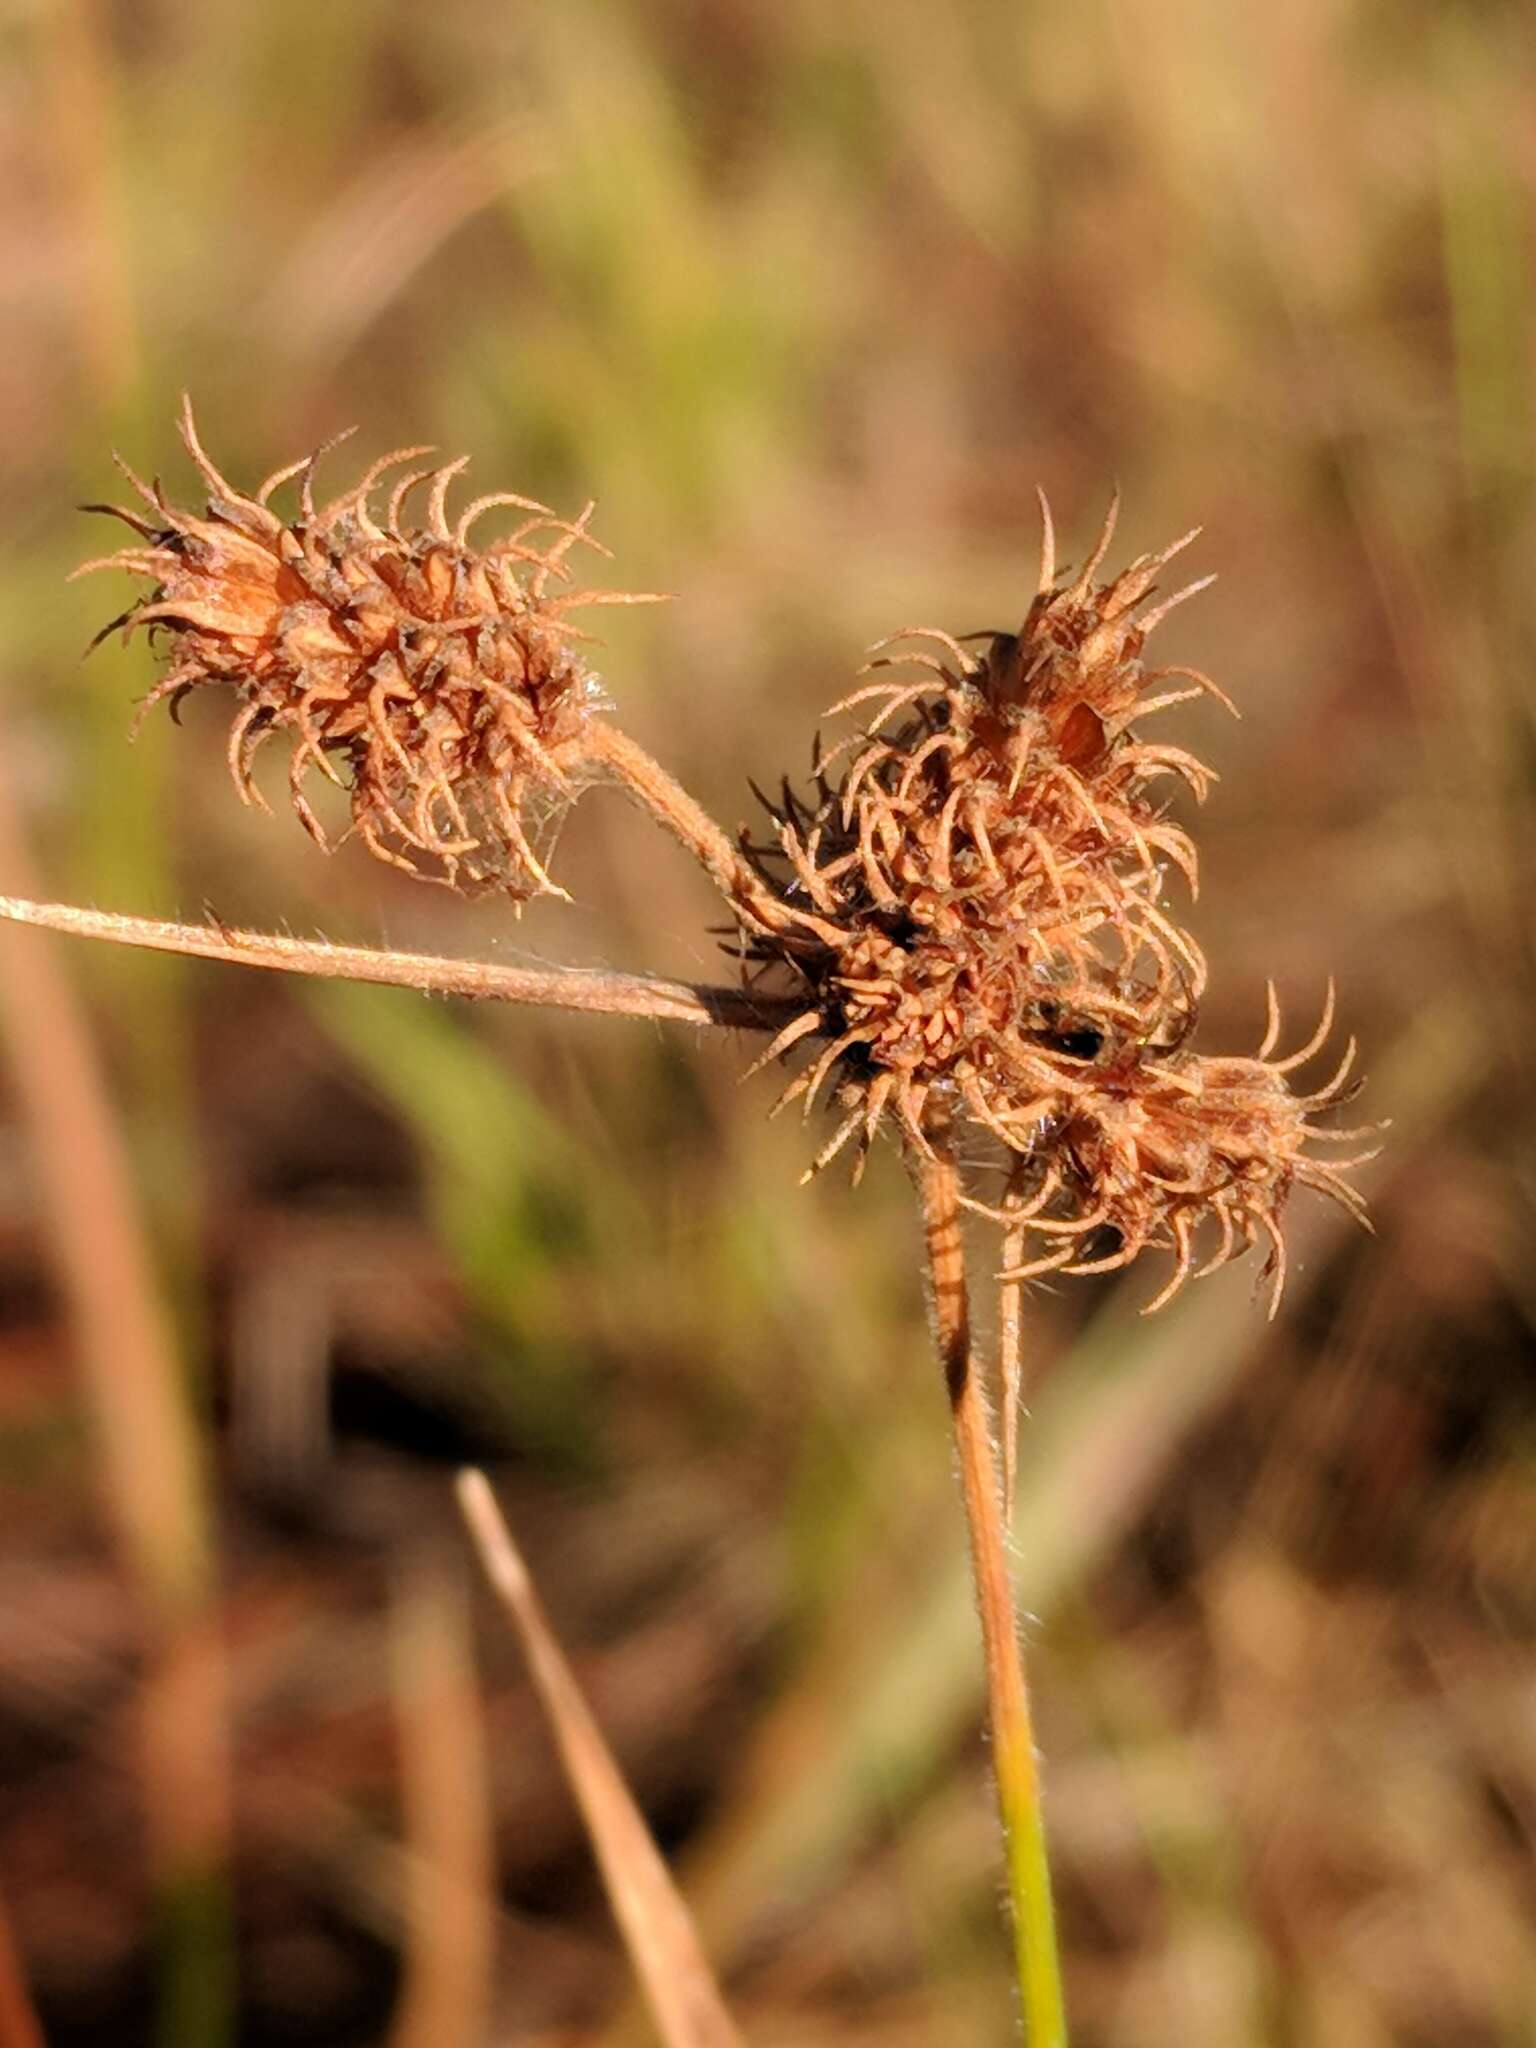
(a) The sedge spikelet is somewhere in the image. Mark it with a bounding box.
[78,397,661,901]
[993,998,1377,1315]
[742,500,1373,1311]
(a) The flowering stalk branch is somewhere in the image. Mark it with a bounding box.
[583,718,787,932]
[915,1124,1067,2047]
[0,896,800,1033]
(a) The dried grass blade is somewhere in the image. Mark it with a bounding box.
[456,1472,747,2048]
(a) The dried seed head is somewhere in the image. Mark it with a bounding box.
[741,504,1226,1164]
[997,993,1377,1314]
[79,398,661,900]
[742,500,1372,1306]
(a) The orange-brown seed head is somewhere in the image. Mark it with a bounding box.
[80,399,661,901]
[1034,1017,1374,1314]
[743,502,1372,1305]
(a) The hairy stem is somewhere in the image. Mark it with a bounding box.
[914,1128,1068,2046]
[583,719,785,931]
[0,895,802,1032]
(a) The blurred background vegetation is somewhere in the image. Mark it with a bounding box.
[0,1,1532,2043]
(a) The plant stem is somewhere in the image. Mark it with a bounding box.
[0,894,802,1033]
[914,1126,1068,2046]
[583,719,789,933]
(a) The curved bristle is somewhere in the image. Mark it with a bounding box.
[1035,485,1057,596]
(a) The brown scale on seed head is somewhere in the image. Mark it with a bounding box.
[78,397,662,900]
[741,500,1374,1310]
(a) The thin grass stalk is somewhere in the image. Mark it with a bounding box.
[0,895,800,1032]
[914,1125,1067,2046]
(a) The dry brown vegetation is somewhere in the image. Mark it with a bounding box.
[0,3,1532,2045]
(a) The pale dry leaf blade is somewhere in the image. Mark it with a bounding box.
[456,1470,747,2048]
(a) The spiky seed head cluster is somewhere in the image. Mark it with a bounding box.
[76,411,1371,1314]
[81,399,658,900]
[741,499,1374,1312]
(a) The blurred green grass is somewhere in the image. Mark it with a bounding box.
[1,2,1533,2044]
